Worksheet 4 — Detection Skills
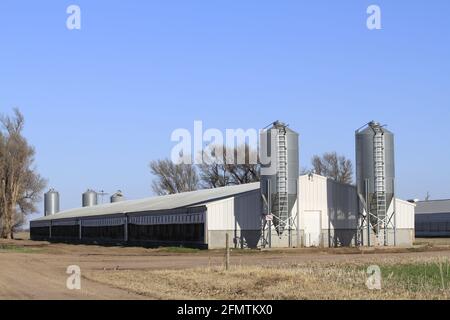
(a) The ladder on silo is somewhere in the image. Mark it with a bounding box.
[373,127,387,244]
[276,127,289,234]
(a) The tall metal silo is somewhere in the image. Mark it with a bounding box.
[260,121,299,247]
[44,188,60,216]
[82,189,98,207]
[110,190,125,203]
[356,121,395,246]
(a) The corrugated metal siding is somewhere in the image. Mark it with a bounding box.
[33,183,260,222]
[415,200,450,236]
[298,174,414,231]
[30,221,50,228]
[52,219,78,226]
[299,174,356,231]
[416,200,450,214]
[299,175,326,232]
[299,175,328,213]
[395,199,415,229]
[415,212,450,236]
[83,217,125,227]
[206,190,262,231]
[326,179,359,230]
[234,191,263,230]
[416,213,450,223]
[129,212,205,226]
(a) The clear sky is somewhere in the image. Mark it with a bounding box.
[0,1,449,221]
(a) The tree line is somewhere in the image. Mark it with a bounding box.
[150,144,261,195]
[150,146,354,195]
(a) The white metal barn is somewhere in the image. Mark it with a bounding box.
[415,200,450,237]
[298,174,415,248]
[31,183,263,249]
[31,173,415,249]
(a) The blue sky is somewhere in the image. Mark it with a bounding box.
[0,1,449,220]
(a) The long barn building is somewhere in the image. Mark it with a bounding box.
[415,200,450,237]
[30,174,415,249]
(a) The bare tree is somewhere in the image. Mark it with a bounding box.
[300,167,310,175]
[227,144,260,184]
[150,158,199,195]
[311,152,353,184]
[150,144,260,195]
[0,109,47,239]
[198,143,260,188]
[198,145,230,188]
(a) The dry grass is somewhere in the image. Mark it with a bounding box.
[0,244,42,254]
[415,238,450,246]
[12,232,30,240]
[85,256,450,300]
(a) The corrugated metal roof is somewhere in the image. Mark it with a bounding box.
[415,199,450,215]
[33,183,261,222]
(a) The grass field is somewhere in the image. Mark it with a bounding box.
[415,238,450,246]
[2,238,450,300]
[0,244,42,254]
[85,257,450,300]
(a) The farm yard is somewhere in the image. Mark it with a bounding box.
[1,237,450,300]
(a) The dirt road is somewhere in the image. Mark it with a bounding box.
[1,240,450,300]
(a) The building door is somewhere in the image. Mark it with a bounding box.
[304,211,321,247]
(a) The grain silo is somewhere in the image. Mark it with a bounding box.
[260,121,299,248]
[356,121,396,246]
[111,190,125,203]
[44,189,60,216]
[82,189,98,207]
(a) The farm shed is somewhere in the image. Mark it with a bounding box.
[31,174,416,249]
[298,174,415,247]
[415,200,450,237]
[31,183,262,249]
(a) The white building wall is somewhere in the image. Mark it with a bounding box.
[394,199,415,229]
[298,174,415,247]
[204,175,415,248]
[298,174,328,231]
[205,190,262,249]
[206,190,262,231]
[298,174,358,231]
[298,174,415,230]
